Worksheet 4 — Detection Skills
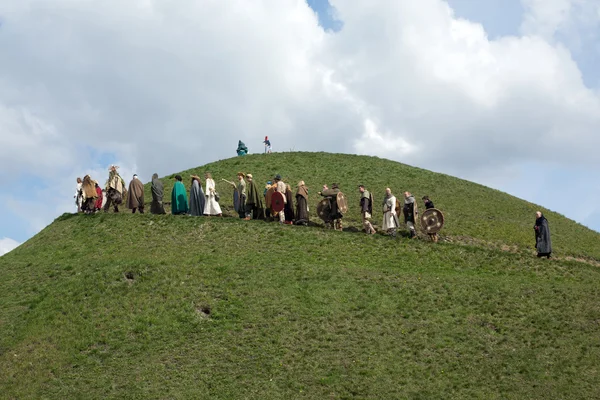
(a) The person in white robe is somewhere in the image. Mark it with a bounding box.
[382,188,399,237]
[75,177,83,213]
[203,172,222,216]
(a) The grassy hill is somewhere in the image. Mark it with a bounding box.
[1,153,600,399]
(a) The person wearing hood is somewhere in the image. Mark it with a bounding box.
[359,185,376,235]
[273,174,287,224]
[236,140,248,156]
[127,174,145,214]
[150,173,166,214]
[382,188,399,237]
[319,183,343,231]
[534,211,552,259]
[81,175,98,214]
[94,181,103,212]
[171,175,189,215]
[245,174,265,220]
[403,191,418,238]
[295,181,309,225]
[189,175,206,217]
[104,165,126,213]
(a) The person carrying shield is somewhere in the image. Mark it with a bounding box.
[422,196,438,242]
[319,183,343,231]
[403,191,418,238]
[359,185,376,234]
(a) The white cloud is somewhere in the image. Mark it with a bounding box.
[0,237,20,256]
[0,0,599,239]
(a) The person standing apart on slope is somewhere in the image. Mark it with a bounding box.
[359,185,376,234]
[245,174,264,220]
[171,175,189,215]
[382,188,399,237]
[295,181,310,225]
[189,175,206,217]
[75,177,83,213]
[94,181,103,212]
[127,174,145,214]
[534,211,552,259]
[203,172,222,216]
[104,165,126,213]
[403,191,418,239]
[236,140,248,156]
[263,136,272,154]
[422,195,439,243]
[150,173,166,214]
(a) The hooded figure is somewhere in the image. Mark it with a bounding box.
[189,175,206,217]
[94,182,103,211]
[295,181,309,225]
[104,165,126,213]
[150,173,166,214]
[245,174,265,220]
[171,175,189,215]
[284,183,295,223]
[127,174,145,213]
[81,175,98,214]
[236,140,248,156]
[534,211,552,258]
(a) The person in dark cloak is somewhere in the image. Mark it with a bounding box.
[295,181,309,225]
[150,173,166,214]
[189,175,206,217]
[245,174,265,220]
[422,195,435,210]
[236,140,248,156]
[284,182,295,224]
[127,174,145,214]
[319,183,343,231]
[534,211,552,259]
[403,191,418,238]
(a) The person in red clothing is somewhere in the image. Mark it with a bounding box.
[94,181,103,212]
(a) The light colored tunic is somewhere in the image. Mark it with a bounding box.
[382,195,399,231]
[204,178,222,215]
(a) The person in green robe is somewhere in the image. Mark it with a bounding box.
[245,174,265,220]
[236,140,248,156]
[171,175,189,215]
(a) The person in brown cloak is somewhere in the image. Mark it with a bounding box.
[127,174,145,214]
[295,181,309,225]
[245,174,265,220]
[81,175,98,214]
[284,182,295,224]
[319,183,343,231]
[150,173,166,214]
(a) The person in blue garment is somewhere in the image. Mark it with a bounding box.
[236,140,248,156]
[171,175,189,215]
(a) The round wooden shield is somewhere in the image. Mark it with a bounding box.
[420,208,444,234]
[271,191,285,213]
[336,192,348,215]
[317,198,331,222]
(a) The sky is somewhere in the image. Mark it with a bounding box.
[1,0,599,256]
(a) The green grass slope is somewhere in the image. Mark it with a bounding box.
[1,153,600,399]
[1,214,599,399]
[148,152,600,261]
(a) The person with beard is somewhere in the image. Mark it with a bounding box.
[245,174,264,220]
[403,191,418,239]
[150,173,166,214]
[81,175,98,214]
[189,175,206,217]
[295,181,309,225]
[534,211,552,259]
[319,183,343,231]
[382,188,399,237]
[104,165,126,213]
[359,185,376,234]
[127,174,145,214]
[171,175,189,215]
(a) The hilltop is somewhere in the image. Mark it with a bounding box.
[1,153,599,399]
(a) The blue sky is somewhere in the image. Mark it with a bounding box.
[1,0,599,255]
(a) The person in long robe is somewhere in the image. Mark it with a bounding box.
[171,175,189,215]
[81,175,98,214]
[189,175,206,216]
[264,181,274,220]
[75,177,83,213]
[203,172,222,216]
[382,188,399,236]
[127,174,145,213]
[233,172,247,219]
[284,183,295,224]
[359,185,376,234]
[422,196,438,242]
[150,173,166,214]
[403,191,418,239]
[273,174,287,224]
[245,174,265,220]
[94,182,103,212]
[320,183,343,231]
[534,211,552,258]
[104,165,126,213]
[295,181,309,225]
[236,140,248,156]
